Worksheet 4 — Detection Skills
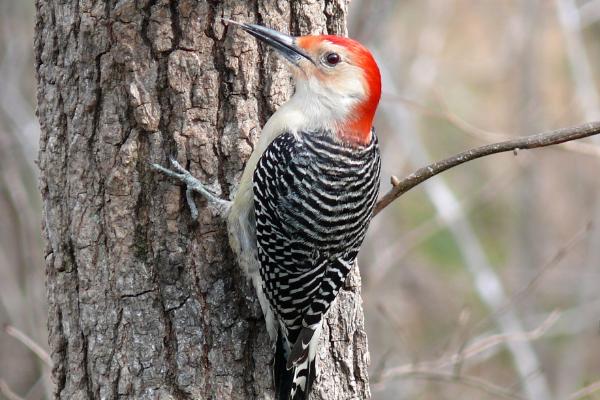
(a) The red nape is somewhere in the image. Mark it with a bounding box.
[311,35,381,146]
[337,38,381,145]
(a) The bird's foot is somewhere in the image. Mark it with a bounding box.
[151,158,232,219]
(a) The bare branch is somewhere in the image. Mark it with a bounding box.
[568,380,600,400]
[384,370,526,400]
[0,380,25,400]
[4,325,52,367]
[477,222,592,331]
[374,121,600,215]
[377,310,560,383]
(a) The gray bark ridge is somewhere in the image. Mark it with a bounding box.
[36,0,369,399]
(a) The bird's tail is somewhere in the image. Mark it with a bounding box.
[272,325,319,400]
[289,353,317,400]
[274,328,294,400]
[274,325,321,400]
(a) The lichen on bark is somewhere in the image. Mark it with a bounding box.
[36,0,369,398]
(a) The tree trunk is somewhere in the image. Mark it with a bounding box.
[35,1,370,399]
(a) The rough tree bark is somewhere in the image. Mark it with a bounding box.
[35,1,370,399]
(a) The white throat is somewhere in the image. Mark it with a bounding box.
[287,77,359,131]
[262,73,365,136]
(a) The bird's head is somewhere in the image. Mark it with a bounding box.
[225,20,381,146]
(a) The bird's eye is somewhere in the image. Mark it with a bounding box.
[324,52,341,66]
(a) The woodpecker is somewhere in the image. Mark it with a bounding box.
[152,20,381,400]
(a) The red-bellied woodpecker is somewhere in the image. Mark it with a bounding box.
[152,20,381,400]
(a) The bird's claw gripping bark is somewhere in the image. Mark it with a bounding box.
[150,158,232,218]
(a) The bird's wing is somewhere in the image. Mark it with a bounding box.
[253,131,323,335]
[253,130,380,338]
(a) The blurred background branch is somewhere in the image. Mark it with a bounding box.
[553,0,600,397]
[0,380,26,400]
[4,326,51,368]
[374,310,560,384]
[0,1,49,400]
[384,371,527,400]
[384,93,600,158]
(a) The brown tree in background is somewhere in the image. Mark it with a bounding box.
[35,1,370,399]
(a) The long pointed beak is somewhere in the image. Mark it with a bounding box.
[223,19,314,65]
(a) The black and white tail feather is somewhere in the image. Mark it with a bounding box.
[274,326,319,400]
[253,129,381,399]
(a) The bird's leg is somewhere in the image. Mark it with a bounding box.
[151,158,232,218]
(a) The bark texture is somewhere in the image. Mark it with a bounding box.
[35,1,370,399]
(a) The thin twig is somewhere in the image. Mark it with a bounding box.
[378,310,560,382]
[388,370,526,400]
[381,93,506,142]
[0,380,25,400]
[4,325,52,367]
[567,379,600,400]
[409,304,599,380]
[374,121,600,215]
[477,222,592,332]
[382,93,600,158]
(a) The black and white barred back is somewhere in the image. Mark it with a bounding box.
[253,129,381,400]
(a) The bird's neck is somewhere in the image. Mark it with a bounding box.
[338,112,374,146]
[282,82,374,146]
